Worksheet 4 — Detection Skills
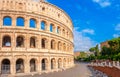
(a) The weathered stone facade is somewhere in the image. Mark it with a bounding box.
[0,0,74,76]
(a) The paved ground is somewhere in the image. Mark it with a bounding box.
[17,62,93,77]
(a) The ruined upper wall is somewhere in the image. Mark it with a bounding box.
[0,0,73,31]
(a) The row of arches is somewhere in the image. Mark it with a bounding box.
[1,58,72,74]
[2,16,72,40]
[2,35,73,51]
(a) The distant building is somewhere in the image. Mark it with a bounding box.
[100,41,110,49]
[74,52,81,58]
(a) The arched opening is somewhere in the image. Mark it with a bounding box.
[16,17,24,27]
[30,59,36,72]
[30,37,36,48]
[63,43,66,51]
[50,24,54,32]
[58,58,62,69]
[1,59,10,74]
[58,41,61,50]
[16,59,24,73]
[3,16,12,26]
[41,21,46,30]
[51,58,56,69]
[16,36,24,47]
[41,38,47,49]
[41,58,48,71]
[57,27,60,34]
[2,36,11,47]
[29,18,36,28]
[51,40,55,50]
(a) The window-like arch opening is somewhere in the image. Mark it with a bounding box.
[58,58,62,69]
[2,36,11,47]
[30,37,36,48]
[58,41,61,50]
[50,24,54,32]
[57,27,60,34]
[51,58,56,69]
[63,29,65,36]
[1,59,10,74]
[41,38,47,49]
[16,36,24,47]
[30,59,36,72]
[51,40,55,49]
[41,58,48,71]
[29,18,36,28]
[41,21,46,30]
[16,17,24,26]
[3,16,12,26]
[63,43,66,51]
[16,59,24,73]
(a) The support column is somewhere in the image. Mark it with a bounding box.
[25,17,29,29]
[37,58,41,74]
[47,59,51,73]
[11,57,16,75]
[24,57,30,74]
[0,33,1,50]
[0,14,2,28]
[36,19,40,30]
[46,22,50,32]
[12,16,16,28]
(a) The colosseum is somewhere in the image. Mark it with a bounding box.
[0,0,74,76]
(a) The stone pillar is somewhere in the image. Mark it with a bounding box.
[11,57,16,75]
[24,57,30,74]
[37,58,41,74]
[25,17,29,29]
[12,16,16,28]
[46,22,50,32]
[36,19,40,30]
[12,32,16,51]
[0,14,2,28]
[47,58,51,73]
[26,34,29,50]
[0,33,1,50]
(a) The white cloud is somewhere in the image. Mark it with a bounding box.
[82,29,95,35]
[113,34,120,38]
[93,0,111,7]
[74,27,97,51]
[115,24,120,31]
[113,24,120,38]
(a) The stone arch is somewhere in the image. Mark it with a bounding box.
[30,36,36,48]
[41,21,46,30]
[3,16,12,26]
[1,59,10,74]
[2,35,11,47]
[51,58,56,69]
[29,18,36,28]
[63,43,66,51]
[41,58,48,71]
[41,38,47,49]
[58,58,62,69]
[58,41,62,50]
[50,23,55,32]
[51,39,56,50]
[30,58,36,72]
[16,17,24,27]
[57,26,61,34]
[16,35,25,47]
[16,58,24,73]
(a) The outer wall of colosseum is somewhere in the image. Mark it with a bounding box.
[0,0,74,76]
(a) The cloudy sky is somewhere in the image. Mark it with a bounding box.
[46,0,120,51]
